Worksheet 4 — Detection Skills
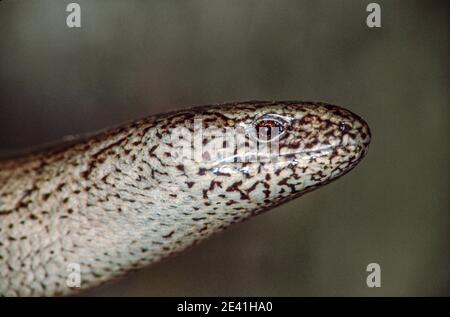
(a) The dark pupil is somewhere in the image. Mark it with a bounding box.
[339,122,351,132]
[255,120,284,140]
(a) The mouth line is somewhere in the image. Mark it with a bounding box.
[281,141,367,158]
[209,142,367,165]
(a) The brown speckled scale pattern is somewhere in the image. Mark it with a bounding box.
[0,101,371,296]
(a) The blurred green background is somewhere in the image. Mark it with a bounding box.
[0,0,448,296]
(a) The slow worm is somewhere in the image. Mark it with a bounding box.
[0,101,371,296]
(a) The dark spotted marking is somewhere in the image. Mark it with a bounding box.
[0,100,370,296]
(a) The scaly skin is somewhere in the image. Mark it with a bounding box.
[0,101,371,296]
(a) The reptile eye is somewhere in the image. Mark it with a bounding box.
[254,119,285,141]
[339,122,351,132]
